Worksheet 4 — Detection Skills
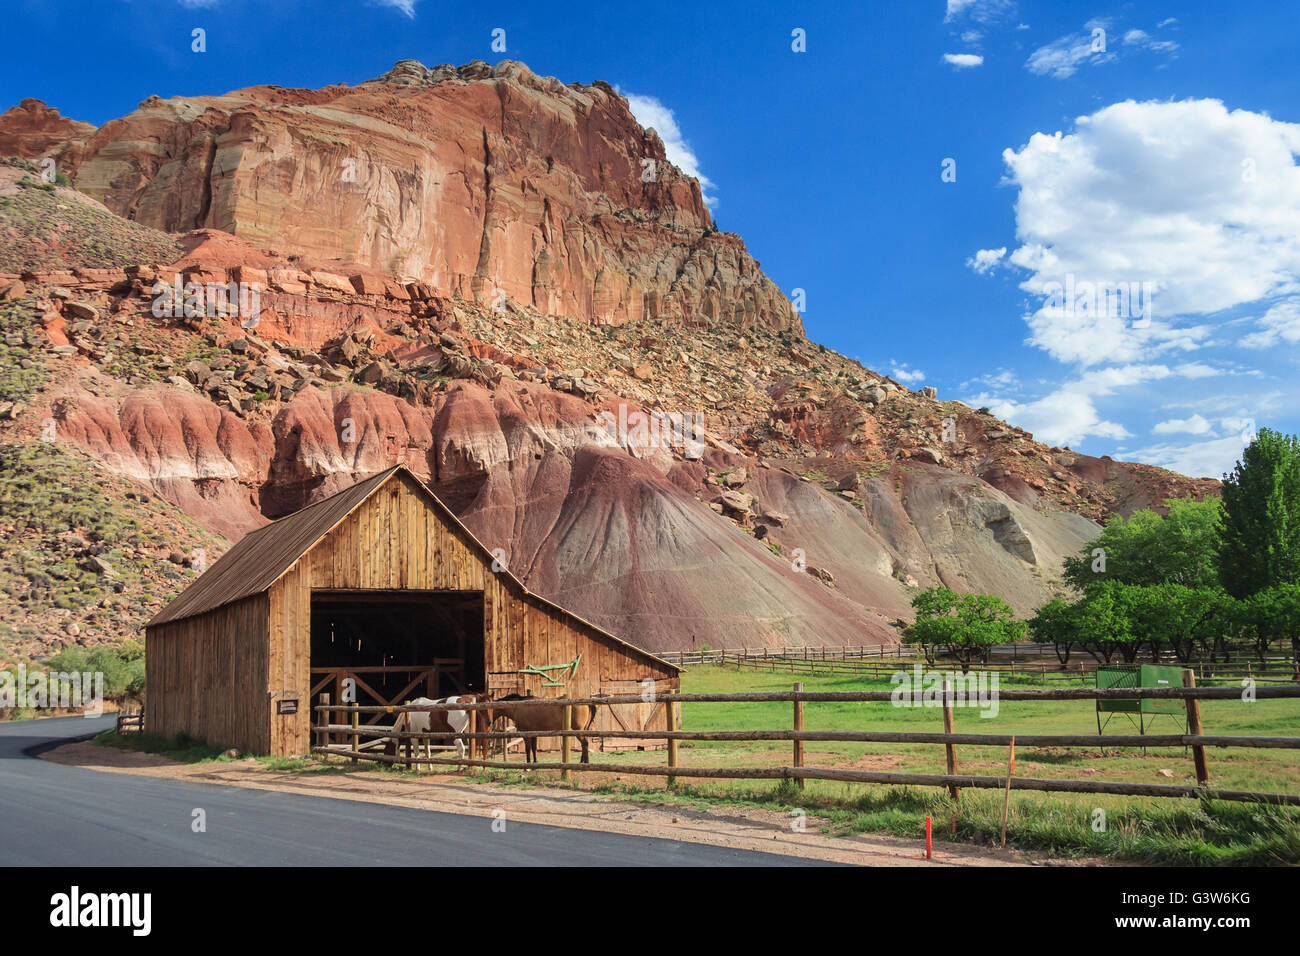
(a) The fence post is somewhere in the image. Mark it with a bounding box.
[793,682,805,790]
[350,703,359,765]
[404,713,412,770]
[1000,736,1015,846]
[942,678,959,801]
[561,703,572,781]
[1183,669,1209,787]
[666,697,678,787]
[319,693,330,749]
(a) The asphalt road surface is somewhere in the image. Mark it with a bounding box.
[0,715,832,866]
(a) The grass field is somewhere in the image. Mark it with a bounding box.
[533,664,1300,865]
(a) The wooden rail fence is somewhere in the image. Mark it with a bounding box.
[310,678,1300,806]
[718,654,1299,683]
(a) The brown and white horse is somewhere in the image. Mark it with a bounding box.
[387,695,487,767]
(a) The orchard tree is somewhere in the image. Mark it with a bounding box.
[1239,583,1300,663]
[905,587,1026,672]
[1218,428,1300,601]
[1027,595,1081,664]
[1124,583,1233,663]
[1069,581,1142,663]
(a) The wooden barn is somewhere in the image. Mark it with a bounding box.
[144,465,680,756]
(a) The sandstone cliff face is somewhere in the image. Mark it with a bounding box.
[3,61,801,335]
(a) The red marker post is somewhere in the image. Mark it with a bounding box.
[925,816,932,860]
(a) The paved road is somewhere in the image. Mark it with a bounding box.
[0,716,831,866]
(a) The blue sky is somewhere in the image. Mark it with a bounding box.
[3,0,1299,479]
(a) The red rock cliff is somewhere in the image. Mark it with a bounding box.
[2,60,802,335]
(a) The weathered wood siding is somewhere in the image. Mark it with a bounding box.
[265,471,678,755]
[144,593,270,754]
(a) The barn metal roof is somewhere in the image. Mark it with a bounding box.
[147,465,677,672]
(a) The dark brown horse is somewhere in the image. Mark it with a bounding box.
[488,694,598,763]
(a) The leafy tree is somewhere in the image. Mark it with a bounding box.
[1027,595,1080,664]
[44,641,145,704]
[1239,583,1300,663]
[1063,497,1222,592]
[905,587,1026,672]
[1124,583,1234,663]
[1218,428,1300,603]
[1067,581,1143,663]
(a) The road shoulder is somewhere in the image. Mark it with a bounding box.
[41,740,1073,867]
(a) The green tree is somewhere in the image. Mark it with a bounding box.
[905,587,1026,672]
[1218,428,1300,604]
[1063,497,1222,592]
[1068,581,1143,663]
[1027,595,1080,664]
[1239,583,1300,663]
[1124,583,1233,663]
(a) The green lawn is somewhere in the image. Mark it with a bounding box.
[550,664,1300,865]
[661,665,1300,795]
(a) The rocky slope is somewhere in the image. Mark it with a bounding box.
[0,61,1218,662]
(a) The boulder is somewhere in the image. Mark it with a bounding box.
[715,489,753,518]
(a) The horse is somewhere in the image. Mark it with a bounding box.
[488,694,598,763]
[386,695,486,767]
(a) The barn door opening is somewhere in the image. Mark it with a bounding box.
[309,591,485,728]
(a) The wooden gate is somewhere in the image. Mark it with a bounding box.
[596,679,671,751]
[309,661,464,743]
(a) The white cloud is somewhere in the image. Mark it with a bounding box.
[1026,20,1116,78]
[944,53,985,69]
[945,0,1013,24]
[1239,299,1300,348]
[623,92,716,208]
[890,362,927,384]
[372,0,419,16]
[1129,435,1249,479]
[1125,27,1179,55]
[996,99,1300,366]
[962,363,1229,447]
[962,368,1019,391]
[1152,414,1214,435]
[1028,19,1178,77]
[1172,362,1222,379]
[1157,17,1178,28]
[961,30,983,43]
[968,247,1007,274]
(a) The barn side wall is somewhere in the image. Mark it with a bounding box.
[144,592,271,754]
[267,472,679,756]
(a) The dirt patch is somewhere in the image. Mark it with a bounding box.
[42,738,175,770]
[41,741,1082,867]
[839,752,907,772]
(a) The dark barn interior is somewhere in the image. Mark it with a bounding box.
[310,590,486,706]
